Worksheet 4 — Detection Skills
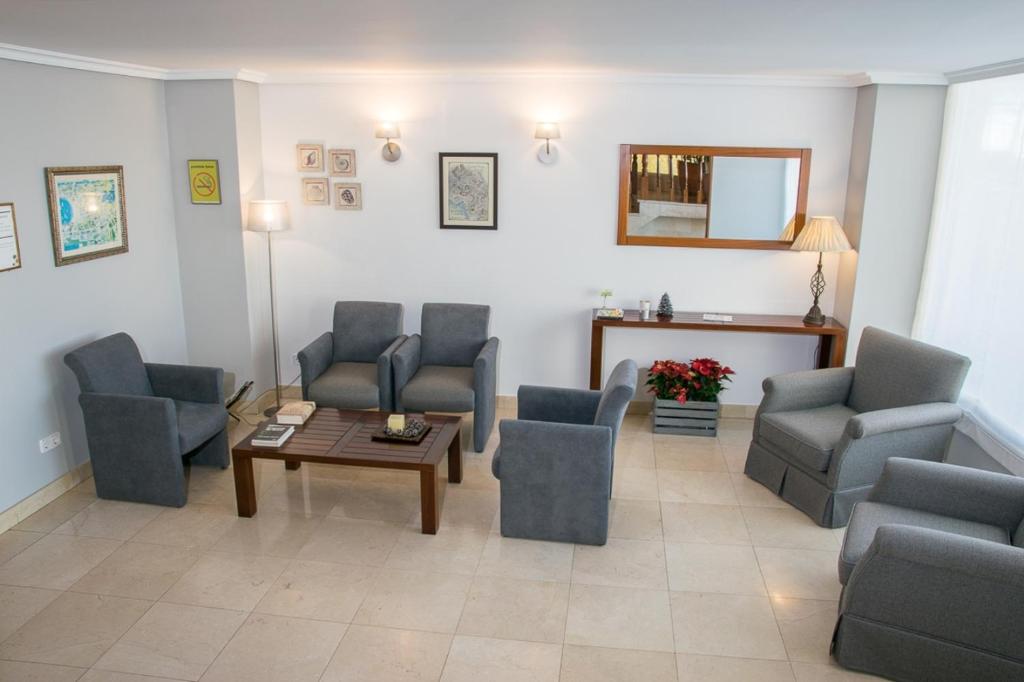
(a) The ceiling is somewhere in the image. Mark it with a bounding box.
[1,0,1022,79]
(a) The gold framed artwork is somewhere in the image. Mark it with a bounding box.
[328,149,357,177]
[296,144,324,172]
[187,159,222,204]
[302,177,330,205]
[45,165,128,267]
[334,183,362,210]
[0,202,22,273]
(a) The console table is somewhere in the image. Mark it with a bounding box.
[590,309,847,389]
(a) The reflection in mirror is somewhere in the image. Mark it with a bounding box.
[618,145,810,250]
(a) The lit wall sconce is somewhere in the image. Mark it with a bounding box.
[534,122,561,164]
[374,122,402,162]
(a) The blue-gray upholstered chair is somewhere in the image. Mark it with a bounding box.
[744,326,970,527]
[491,359,638,545]
[298,301,406,411]
[64,333,228,507]
[834,458,1024,681]
[393,303,499,452]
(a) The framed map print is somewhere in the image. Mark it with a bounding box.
[45,165,128,267]
[439,153,497,230]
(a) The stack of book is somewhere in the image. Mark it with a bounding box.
[252,423,294,448]
[276,401,316,425]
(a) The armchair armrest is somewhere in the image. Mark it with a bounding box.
[841,525,1024,661]
[78,393,179,455]
[869,457,1024,530]
[846,402,962,439]
[472,337,500,449]
[759,367,855,415]
[146,363,224,404]
[518,385,602,425]
[376,335,408,412]
[392,334,421,410]
[297,332,333,400]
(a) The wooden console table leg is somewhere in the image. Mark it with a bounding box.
[420,464,441,534]
[815,335,833,369]
[829,334,848,368]
[448,430,463,484]
[285,461,301,471]
[589,322,604,390]
[232,452,257,518]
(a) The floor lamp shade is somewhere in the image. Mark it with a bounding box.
[246,200,290,233]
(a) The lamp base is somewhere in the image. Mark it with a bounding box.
[381,141,401,162]
[537,145,558,164]
[263,406,281,418]
[802,305,826,327]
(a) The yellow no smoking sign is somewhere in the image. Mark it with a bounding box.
[188,159,222,205]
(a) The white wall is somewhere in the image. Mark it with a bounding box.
[0,60,187,512]
[259,79,856,404]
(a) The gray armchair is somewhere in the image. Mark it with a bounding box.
[298,301,406,411]
[393,303,498,452]
[491,359,637,545]
[744,326,970,527]
[64,332,228,507]
[834,458,1024,681]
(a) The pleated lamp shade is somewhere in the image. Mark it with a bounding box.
[790,215,852,253]
[778,216,797,241]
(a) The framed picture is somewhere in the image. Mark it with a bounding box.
[187,159,222,205]
[439,153,498,230]
[302,177,330,205]
[328,149,356,177]
[296,144,324,172]
[0,202,22,273]
[45,165,128,267]
[333,182,362,210]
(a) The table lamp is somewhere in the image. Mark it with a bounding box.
[790,215,852,326]
[246,200,291,415]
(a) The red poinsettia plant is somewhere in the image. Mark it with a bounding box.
[647,357,735,404]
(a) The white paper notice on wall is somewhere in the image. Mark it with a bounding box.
[702,313,734,322]
[0,203,20,273]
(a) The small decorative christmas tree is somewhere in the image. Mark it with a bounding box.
[657,293,673,320]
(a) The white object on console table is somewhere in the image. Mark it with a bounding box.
[387,414,406,431]
[702,313,734,322]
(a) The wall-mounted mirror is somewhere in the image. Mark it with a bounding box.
[617,145,811,250]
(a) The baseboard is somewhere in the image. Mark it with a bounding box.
[0,460,93,534]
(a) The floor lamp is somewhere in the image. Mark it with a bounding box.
[246,200,291,416]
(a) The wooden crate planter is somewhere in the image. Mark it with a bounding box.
[652,398,720,436]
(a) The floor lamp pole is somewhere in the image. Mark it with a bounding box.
[265,231,282,416]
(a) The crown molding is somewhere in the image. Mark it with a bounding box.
[946,58,1024,84]
[846,71,949,87]
[164,68,266,83]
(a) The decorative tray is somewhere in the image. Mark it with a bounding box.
[370,419,432,444]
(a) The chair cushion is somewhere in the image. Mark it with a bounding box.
[839,501,1010,584]
[760,403,857,472]
[308,362,380,409]
[401,365,475,412]
[332,301,403,363]
[491,446,502,479]
[175,400,228,453]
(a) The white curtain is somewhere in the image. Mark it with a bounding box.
[913,73,1024,460]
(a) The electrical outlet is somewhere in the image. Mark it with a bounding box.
[38,431,62,453]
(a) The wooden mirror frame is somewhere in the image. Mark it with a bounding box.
[616,144,811,250]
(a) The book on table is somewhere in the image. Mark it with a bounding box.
[252,423,294,447]
[276,400,316,425]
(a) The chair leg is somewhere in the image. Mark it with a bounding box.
[189,429,230,469]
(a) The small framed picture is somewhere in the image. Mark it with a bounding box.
[334,183,362,210]
[0,202,22,273]
[45,165,129,266]
[296,144,324,172]
[328,149,356,177]
[439,153,498,230]
[302,178,330,205]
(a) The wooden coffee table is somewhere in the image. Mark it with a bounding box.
[231,409,463,534]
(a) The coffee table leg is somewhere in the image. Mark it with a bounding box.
[420,464,440,534]
[448,430,463,484]
[285,461,301,471]
[232,452,257,517]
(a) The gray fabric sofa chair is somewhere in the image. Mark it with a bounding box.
[298,301,406,411]
[491,359,638,545]
[393,303,499,452]
[744,326,970,527]
[834,458,1024,681]
[64,332,228,507]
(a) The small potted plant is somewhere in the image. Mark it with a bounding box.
[647,357,734,436]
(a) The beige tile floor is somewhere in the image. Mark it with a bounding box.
[0,412,884,681]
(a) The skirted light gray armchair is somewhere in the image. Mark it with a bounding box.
[298,301,406,411]
[64,333,228,507]
[834,458,1024,681]
[491,359,638,545]
[393,303,499,452]
[744,326,970,527]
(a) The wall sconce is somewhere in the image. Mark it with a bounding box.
[534,122,561,164]
[374,122,402,162]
